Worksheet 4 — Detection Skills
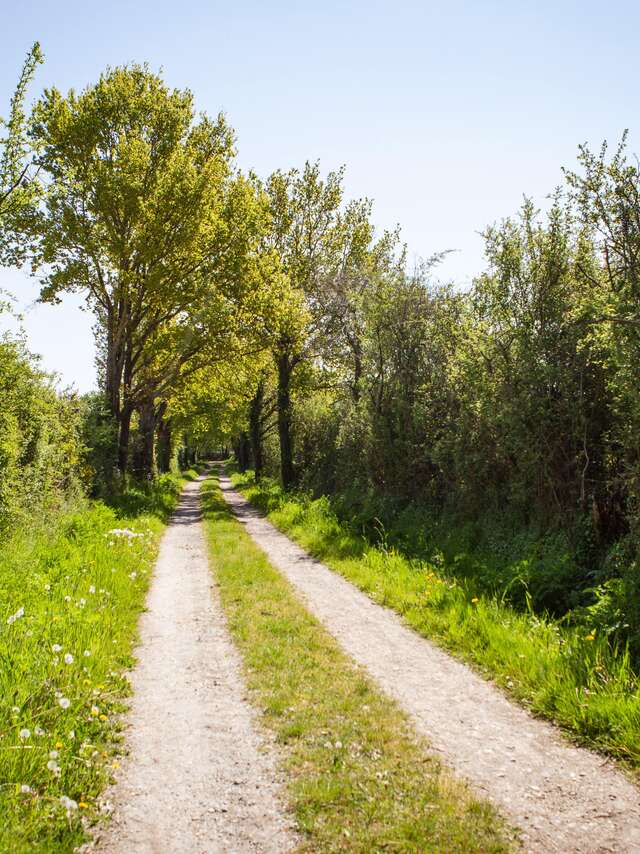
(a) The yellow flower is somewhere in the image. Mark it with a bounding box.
[111,761,120,769]
[99,714,108,721]
[471,597,479,604]
[83,678,91,686]
[585,633,595,641]
[78,802,89,809]
[55,741,63,749]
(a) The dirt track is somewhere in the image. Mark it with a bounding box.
[221,472,640,854]
[95,473,294,854]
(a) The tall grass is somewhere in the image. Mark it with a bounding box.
[232,471,640,770]
[0,473,184,853]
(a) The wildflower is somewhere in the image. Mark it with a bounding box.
[89,585,95,594]
[52,644,62,653]
[11,706,19,714]
[99,714,108,722]
[60,795,78,812]
[68,730,75,740]
[19,729,30,740]
[55,741,63,749]
[64,653,74,665]
[78,801,89,809]
[64,595,71,602]
[585,633,595,641]
[471,597,479,604]
[111,761,120,769]
[7,606,24,625]
[90,706,99,716]
[58,697,71,710]
[49,750,59,759]
[35,726,45,736]
[129,571,137,580]
[79,598,86,607]
[20,784,32,794]
[44,584,51,592]
[47,759,60,772]
[83,650,91,657]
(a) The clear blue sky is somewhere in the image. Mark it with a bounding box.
[1,0,638,391]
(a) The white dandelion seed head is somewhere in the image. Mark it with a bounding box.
[44,584,51,592]
[89,585,95,594]
[49,750,59,759]
[60,795,77,811]
[79,598,86,607]
[64,595,71,602]
[52,644,62,653]
[129,572,137,580]
[68,730,75,739]
[19,729,30,740]
[35,726,45,736]
[20,784,32,794]
[58,697,70,710]
[64,653,74,665]
[11,706,19,714]
[47,759,59,772]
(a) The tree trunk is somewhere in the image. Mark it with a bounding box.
[136,398,157,480]
[117,402,133,475]
[157,414,173,473]
[235,432,250,472]
[249,380,265,481]
[277,352,295,489]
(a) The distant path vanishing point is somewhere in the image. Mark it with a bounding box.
[221,470,640,854]
[95,472,295,854]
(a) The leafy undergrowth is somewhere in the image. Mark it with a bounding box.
[0,472,186,853]
[201,475,515,852]
[232,470,640,771]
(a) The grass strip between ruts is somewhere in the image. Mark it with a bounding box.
[231,470,640,772]
[201,475,516,852]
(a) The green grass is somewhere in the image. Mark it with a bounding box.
[201,475,516,852]
[0,472,188,853]
[232,470,640,771]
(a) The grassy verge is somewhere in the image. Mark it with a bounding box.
[231,470,640,770]
[201,475,515,852]
[0,471,189,853]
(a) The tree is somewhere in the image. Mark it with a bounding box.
[0,42,43,263]
[28,64,236,473]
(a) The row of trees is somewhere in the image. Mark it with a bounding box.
[2,48,640,639]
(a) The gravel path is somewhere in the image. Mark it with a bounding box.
[221,472,640,854]
[95,473,295,854]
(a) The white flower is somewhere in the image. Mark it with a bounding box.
[58,697,70,710]
[49,750,59,759]
[79,598,86,607]
[25,630,33,637]
[52,644,62,653]
[60,795,77,811]
[44,584,51,592]
[7,606,24,625]
[47,759,59,772]
[35,726,45,736]
[129,572,137,580]
[19,729,30,740]
[11,706,19,714]
[64,595,71,602]
[20,784,32,794]
[64,653,74,665]
[68,730,75,740]
[89,585,95,594]
[90,705,99,716]
[83,650,91,657]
